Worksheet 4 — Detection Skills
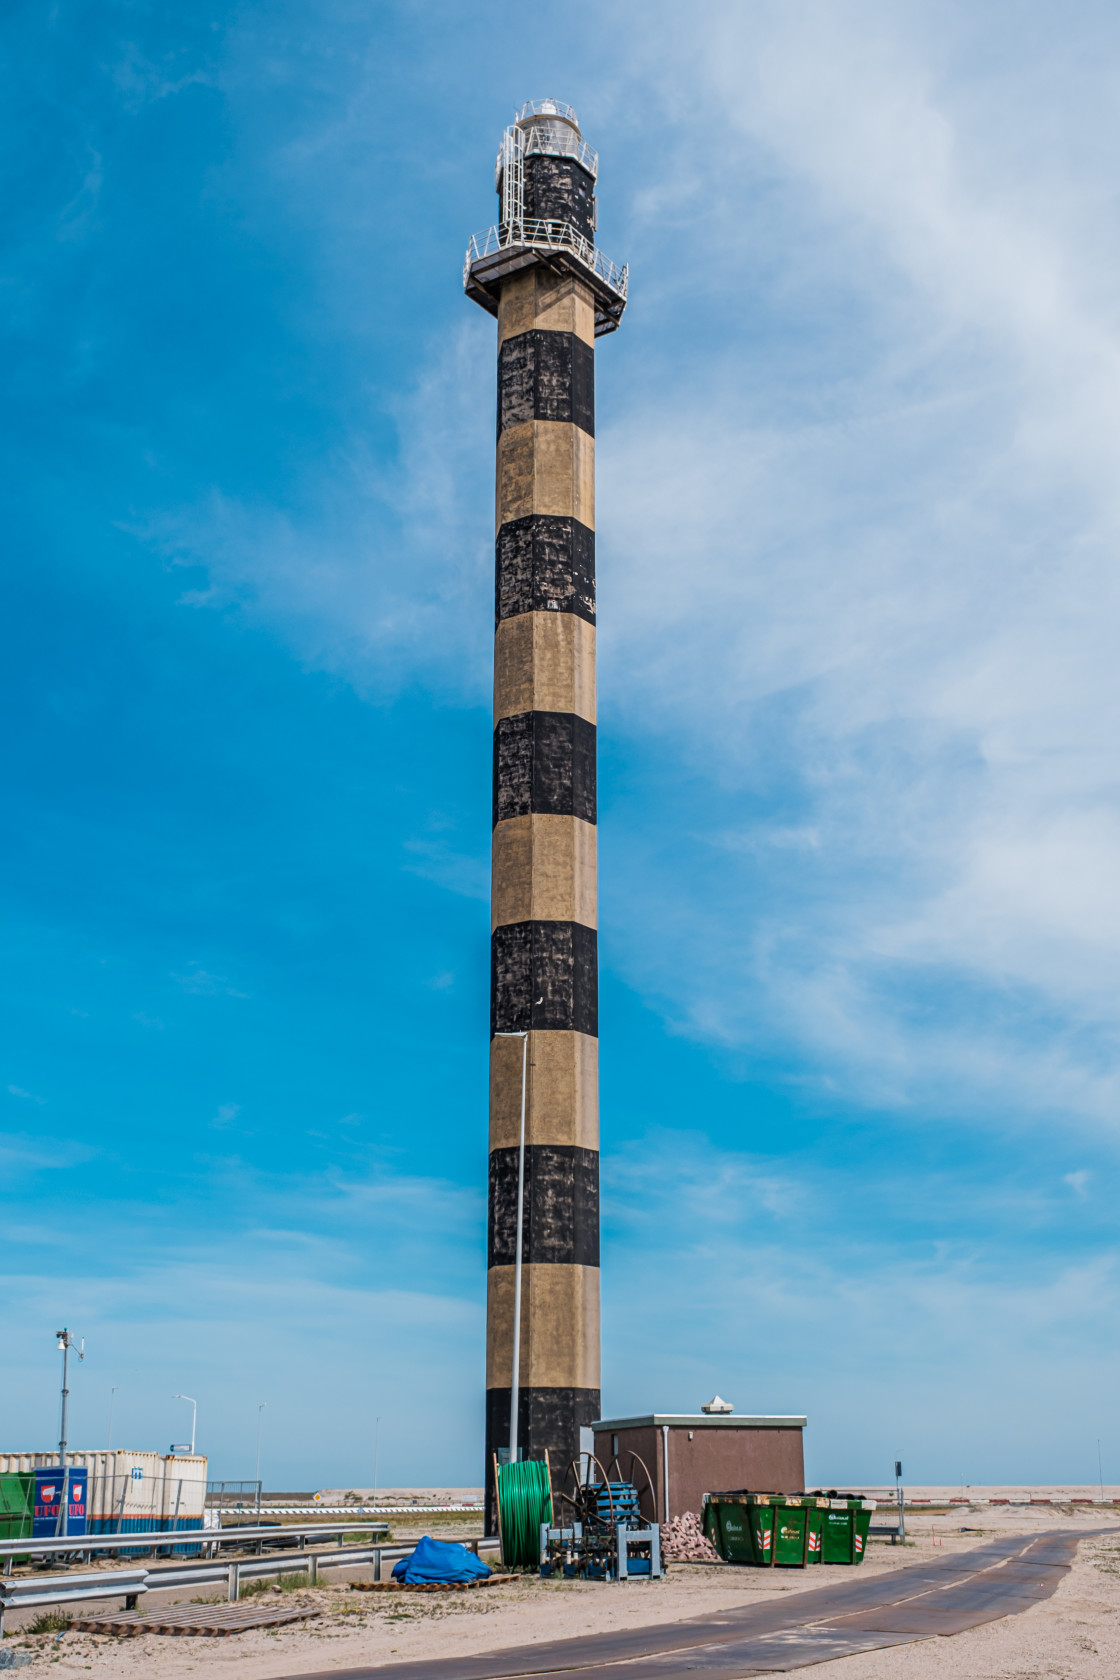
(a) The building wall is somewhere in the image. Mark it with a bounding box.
[594,1425,805,1522]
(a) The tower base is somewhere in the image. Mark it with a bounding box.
[484,1385,601,1536]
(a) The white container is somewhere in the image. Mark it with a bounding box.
[0,1451,208,1532]
[160,1455,207,1525]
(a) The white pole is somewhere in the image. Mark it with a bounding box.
[173,1395,197,1454]
[57,1333,70,1541]
[107,1387,118,1450]
[255,1403,267,1488]
[56,1330,83,1538]
[58,1335,70,1469]
[372,1417,381,1508]
[509,1030,529,1463]
[662,1425,670,1524]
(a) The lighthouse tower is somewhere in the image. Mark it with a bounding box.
[463,100,627,1525]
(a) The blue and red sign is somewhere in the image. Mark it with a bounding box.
[33,1467,87,1537]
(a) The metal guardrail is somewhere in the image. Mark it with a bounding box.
[0,1538,502,1632]
[0,1519,389,1569]
[263,1505,483,1516]
[464,220,628,301]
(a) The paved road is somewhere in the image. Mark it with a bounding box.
[285,1529,1112,1678]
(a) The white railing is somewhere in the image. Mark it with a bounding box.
[516,99,579,128]
[464,220,628,302]
[522,122,598,177]
[495,124,597,192]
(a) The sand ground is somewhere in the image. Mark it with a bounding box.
[8,1503,1119,1680]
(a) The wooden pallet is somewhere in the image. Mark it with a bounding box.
[71,1604,321,1637]
[353,1576,515,1593]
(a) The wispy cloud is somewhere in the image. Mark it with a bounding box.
[142,324,495,704]
[7,1086,46,1105]
[170,964,249,999]
[601,1128,1120,1480]
[0,1133,95,1173]
[573,0,1120,1128]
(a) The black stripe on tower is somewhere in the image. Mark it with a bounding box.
[491,921,598,1036]
[495,516,595,626]
[498,331,594,438]
[523,154,596,241]
[493,713,596,826]
[488,1144,599,1267]
[484,1386,601,1529]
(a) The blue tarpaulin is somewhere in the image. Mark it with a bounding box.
[391,1535,492,1585]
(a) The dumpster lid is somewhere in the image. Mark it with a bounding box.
[807,1490,878,1509]
[704,1491,825,1507]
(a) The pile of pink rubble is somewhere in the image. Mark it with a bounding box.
[661,1510,721,1562]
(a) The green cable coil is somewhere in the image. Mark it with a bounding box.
[497,1459,553,1567]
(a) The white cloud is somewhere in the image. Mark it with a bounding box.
[602,1129,1120,1481]
[131,0,1120,1130]
[170,964,249,999]
[7,1085,46,1105]
[585,0,1120,1125]
[144,322,495,704]
[0,1133,95,1173]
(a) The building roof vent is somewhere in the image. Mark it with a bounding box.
[701,1395,734,1414]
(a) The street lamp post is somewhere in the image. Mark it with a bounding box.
[107,1386,119,1451]
[494,1030,529,1463]
[56,1329,84,1539]
[255,1403,267,1491]
[172,1394,197,1454]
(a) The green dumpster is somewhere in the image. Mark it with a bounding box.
[819,1497,875,1563]
[703,1492,767,1562]
[703,1493,824,1568]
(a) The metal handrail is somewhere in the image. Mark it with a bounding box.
[464,220,628,301]
[0,1537,502,1629]
[0,1518,388,1566]
[521,124,598,177]
[516,99,579,128]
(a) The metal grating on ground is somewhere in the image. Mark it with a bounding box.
[71,1603,321,1637]
[354,1577,515,1593]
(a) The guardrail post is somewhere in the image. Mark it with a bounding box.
[308,1554,318,1586]
[124,1594,139,1610]
[372,1547,381,1583]
[228,1560,240,1603]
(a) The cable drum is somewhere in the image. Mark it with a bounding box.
[496,1460,553,1567]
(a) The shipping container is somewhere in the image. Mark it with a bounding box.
[33,1467,87,1537]
[0,1451,206,1544]
[0,1473,33,1546]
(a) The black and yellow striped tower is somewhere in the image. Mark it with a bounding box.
[464,100,628,1527]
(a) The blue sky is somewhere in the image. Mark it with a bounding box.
[4,0,1120,1490]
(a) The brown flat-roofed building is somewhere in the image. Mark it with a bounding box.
[593,1412,806,1523]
